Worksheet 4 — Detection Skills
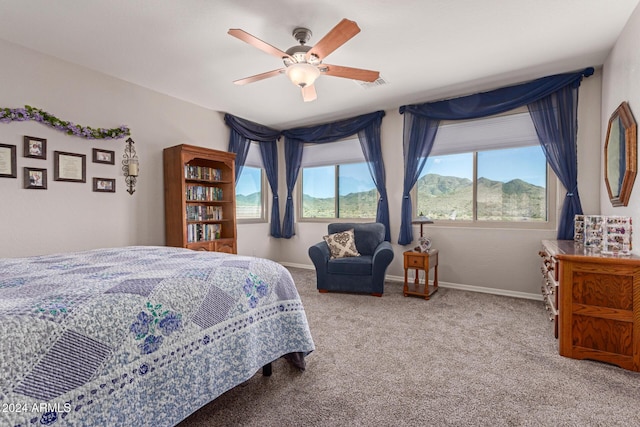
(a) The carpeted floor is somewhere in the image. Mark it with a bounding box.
[179,267,640,427]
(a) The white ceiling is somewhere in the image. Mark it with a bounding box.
[0,0,638,129]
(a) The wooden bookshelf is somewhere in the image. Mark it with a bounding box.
[163,144,237,254]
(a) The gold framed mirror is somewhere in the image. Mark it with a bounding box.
[604,101,637,207]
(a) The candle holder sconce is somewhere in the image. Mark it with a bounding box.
[122,137,139,195]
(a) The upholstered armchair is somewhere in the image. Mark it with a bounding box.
[308,222,394,296]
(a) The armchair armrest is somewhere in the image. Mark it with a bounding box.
[372,241,394,264]
[372,241,394,275]
[309,241,331,270]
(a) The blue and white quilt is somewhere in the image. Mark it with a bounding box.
[0,246,315,427]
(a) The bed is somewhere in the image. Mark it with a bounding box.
[0,246,315,426]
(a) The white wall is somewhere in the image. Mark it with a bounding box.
[601,3,640,246]
[0,39,275,258]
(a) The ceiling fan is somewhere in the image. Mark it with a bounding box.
[228,18,380,102]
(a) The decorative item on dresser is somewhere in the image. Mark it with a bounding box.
[540,239,640,372]
[163,144,237,254]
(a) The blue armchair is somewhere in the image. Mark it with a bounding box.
[308,223,394,296]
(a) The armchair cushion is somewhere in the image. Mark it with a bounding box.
[323,228,361,259]
[327,255,373,275]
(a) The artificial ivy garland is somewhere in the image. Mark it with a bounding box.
[0,105,130,140]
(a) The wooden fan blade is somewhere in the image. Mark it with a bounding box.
[301,84,317,102]
[307,19,360,60]
[228,29,292,60]
[321,64,379,82]
[233,69,285,85]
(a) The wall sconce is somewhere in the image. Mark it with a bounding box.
[122,137,139,195]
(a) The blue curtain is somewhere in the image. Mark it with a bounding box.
[224,114,282,237]
[358,117,391,241]
[527,84,582,240]
[227,129,252,183]
[281,111,388,239]
[397,114,440,245]
[282,140,304,239]
[398,67,593,244]
[259,140,282,238]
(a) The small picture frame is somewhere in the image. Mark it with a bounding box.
[54,151,86,183]
[24,167,47,189]
[92,148,115,165]
[23,136,47,160]
[93,177,116,193]
[0,143,17,178]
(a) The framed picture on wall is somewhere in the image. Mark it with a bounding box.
[23,136,47,160]
[92,148,115,165]
[93,177,116,193]
[0,143,17,178]
[54,151,86,183]
[24,167,47,189]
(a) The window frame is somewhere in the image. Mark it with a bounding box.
[297,161,378,223]
[235,146,268,224]
[411,146,557,230]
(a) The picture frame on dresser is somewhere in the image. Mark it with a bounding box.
[54,151,86,183]
[23,136,47,160]
[0,143,17,178]
[23,167,47,189]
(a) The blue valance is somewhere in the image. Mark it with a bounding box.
[282,111,385,143]
[224,114,282,238]
[399,68,593,119]
[281,111,390,240]
[224,114,282,142]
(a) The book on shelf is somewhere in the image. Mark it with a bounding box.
[186,205,223,221]
[187,223,222,243]
[184,165,222,181]
[185,185,223,201]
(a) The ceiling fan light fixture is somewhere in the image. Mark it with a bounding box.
[286,63,320,88]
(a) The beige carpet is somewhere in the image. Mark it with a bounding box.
[179,267,640,427]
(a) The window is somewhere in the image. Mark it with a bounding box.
[299,139,377,220]
[235,143,267,222]
[413,112,555,226]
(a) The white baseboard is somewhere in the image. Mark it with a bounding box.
[281,262,543,301]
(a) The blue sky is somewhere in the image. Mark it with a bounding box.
[422,145,547,187]
[236,166,261,196]
[302,163,374,198]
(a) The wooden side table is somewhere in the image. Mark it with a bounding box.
[403,250,438,300]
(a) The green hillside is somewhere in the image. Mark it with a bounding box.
[417,174,546,221]
[245,174,545,221]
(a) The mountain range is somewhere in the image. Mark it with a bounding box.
[238,173,546,221]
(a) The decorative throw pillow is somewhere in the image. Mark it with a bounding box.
[323,229,361,259]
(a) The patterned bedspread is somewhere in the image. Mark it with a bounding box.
[0,246,315,427]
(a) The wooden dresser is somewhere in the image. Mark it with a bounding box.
[541,240,640,371]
